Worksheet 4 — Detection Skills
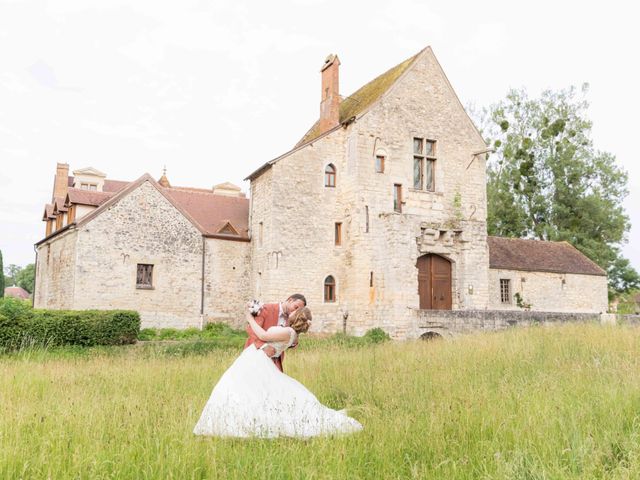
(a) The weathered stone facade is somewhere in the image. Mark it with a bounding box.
[488,269,608,313]
[249,48,490,337]
[35,46,609,337]
[36,179,252,329]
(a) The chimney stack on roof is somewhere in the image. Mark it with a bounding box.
[53,163,69,202]
[318,54,341,135]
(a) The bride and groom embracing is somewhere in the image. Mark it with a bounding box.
[193,294,363,438]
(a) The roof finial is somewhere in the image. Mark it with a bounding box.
[158,166,171,188]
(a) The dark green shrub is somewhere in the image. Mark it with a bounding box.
[0,304,140,352]
[0,297,33,322]
[363,328,391,344]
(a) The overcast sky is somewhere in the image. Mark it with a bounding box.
[1,0,638,274]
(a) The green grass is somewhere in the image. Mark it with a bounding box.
[2,323,640,479]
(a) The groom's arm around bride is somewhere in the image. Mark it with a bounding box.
[244,303,282,370]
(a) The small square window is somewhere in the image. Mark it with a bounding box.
[137,264,154,289]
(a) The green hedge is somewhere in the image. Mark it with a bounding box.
[0,298,140,352]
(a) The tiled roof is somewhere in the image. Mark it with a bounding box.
[66,188,114,207]
[488,236,606,276]
[295,50,422,147]
[43,204,55,220]
[66,176,130,193]
[53,197,68,212]
[103,179,130,193]
[4,286,30,299]
[163,187,250,239]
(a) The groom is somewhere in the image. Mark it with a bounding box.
[244,293,307,372]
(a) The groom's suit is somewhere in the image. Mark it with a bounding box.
[244,303,286,372]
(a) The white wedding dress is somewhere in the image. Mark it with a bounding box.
[193,326,362,438]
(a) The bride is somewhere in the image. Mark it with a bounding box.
[193,303,363,438]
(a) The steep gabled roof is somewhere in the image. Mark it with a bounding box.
[42,204,55,221]
[164,188,249,240]
[38,174,250,245]
[53,197,67,213]
[295,50,422,147]
[247,46,485,181]
[488,236,606,276]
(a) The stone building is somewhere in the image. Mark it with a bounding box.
[34,47,608,336]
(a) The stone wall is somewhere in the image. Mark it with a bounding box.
[413,309,600,338]
[248,48,491,337]
[72,180,204,328]
[488,269,608,313]
[204,237,251,328]
[34,229,77,309]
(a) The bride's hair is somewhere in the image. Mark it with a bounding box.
[289,307,312,334]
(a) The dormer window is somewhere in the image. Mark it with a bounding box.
[72,167,107,192]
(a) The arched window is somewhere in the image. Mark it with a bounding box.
[325,164,336,187]
[324,275,336,302]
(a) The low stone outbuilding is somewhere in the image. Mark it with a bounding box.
[487,237,608,313]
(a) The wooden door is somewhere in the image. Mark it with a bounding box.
[417,254,452,310]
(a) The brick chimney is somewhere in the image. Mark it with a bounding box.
[53,163,69,201]
[318,54,341,134]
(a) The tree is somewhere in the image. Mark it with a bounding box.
[15,264,35,294]
[479,85,639,295]
[0,250,4,298]
[3,264,21,287]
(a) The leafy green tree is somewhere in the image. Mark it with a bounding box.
[479,85,639,295]
[4,264,21,287]
[15,264,35,294]
[0,250,4,297]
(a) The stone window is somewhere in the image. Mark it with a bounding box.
[80,183,98,191]
[335,222,342,246]
[413,137,436,192]
[375,155,385,173]
[500,279,511,304]
[324,275,336,302]
[393,184,402,212]
[137,264,154,289]
[325,164,336,187]
[258,222,263,247]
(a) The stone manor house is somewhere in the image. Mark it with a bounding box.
[34,47,608,338]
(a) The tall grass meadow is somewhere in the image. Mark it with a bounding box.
[2,323,640,479]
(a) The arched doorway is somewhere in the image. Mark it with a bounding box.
[420,331,443,341]
[416,254,452,310]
